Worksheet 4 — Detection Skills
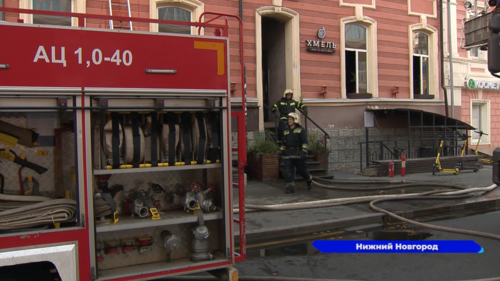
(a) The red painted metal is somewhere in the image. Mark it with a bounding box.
[401,152,406,177]
[389,161,395,178]
[0,22,227,89]
[200,12,247,263]
[0,229,92,280]
[0,7,242,279]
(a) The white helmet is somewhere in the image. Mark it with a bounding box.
[283,89,293,98]
[287,112,300,125]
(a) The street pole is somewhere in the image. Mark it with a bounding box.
[447,0,455,118]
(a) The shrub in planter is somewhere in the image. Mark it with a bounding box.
[247,136,279,181]
[308,130,331,169]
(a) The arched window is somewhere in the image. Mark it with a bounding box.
[413,32,429,96]
[33,0,71,26]
[158,6,191,34]
[345,24,367,94]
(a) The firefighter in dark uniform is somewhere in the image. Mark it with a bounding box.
[279,112,313,194]
[272,89,306,145]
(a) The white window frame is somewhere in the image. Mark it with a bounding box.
[340,16,378,98]
[345,48,367,93]
[409,24,438,99]
[470,98,490,145]
[150,0,204,34]
[20,0,85,26]
[413,32,430,96]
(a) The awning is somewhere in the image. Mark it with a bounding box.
[365,108,475,130]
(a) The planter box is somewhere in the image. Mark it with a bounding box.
[247,153,279,181]
[312,152,328,169]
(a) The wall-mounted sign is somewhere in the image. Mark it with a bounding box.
[466,78,500,90]
[306,27,336,54]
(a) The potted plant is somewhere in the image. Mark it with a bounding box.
[308,130,331,169]
[247,133,279,181]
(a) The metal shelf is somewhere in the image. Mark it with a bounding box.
[95,210,223,233]
[93,163,222,175]
[96,255,228,280]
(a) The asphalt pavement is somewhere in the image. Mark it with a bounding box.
[234,166,500,245]
[236,210,500,281]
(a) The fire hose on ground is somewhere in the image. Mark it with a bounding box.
[233,178,500,241]
[0,193,77,230]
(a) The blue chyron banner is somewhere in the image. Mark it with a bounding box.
[313,241,483,253]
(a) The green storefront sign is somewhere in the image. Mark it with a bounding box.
[466,78,500,90]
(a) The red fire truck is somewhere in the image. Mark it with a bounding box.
[0,8,246,281]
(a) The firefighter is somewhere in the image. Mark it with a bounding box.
[279,112,313,194]
[272,89,307,145]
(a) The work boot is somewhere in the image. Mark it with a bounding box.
[285,184,295,194]
[307,180,313,191]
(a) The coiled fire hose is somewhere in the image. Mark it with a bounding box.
[0,193,77,230]
[233,178,500,241]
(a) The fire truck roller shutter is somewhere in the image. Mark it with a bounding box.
[123,112,145,167]
[164,112,180,166]
[195,112,207,164]
[102,113,124,168]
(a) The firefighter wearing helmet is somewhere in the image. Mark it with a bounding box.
[272,89,307,145]
[279,112,313,194]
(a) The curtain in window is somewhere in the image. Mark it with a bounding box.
[158,7,191,34]
[413,32,428,55]
[33,0,71,26]
[345,24,366,50]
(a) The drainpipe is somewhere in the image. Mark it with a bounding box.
[239,0,243,19]
[440,0,449,118]
[447,0,455,118]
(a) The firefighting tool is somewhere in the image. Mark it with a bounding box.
[178,112,208,165]
[126,183,165,220]
[94,176,122,224]
[401,153,406,177]
[473,130,493,165]
[22,176,40,196]
[0,193,77,230]
[190,205,213,262]
[102,113,146,168]
[123,113,146,166]
[105,240,121,255]
[455,133,480,172]
[94,192,119,224]
[122,239,136,255]
[388,161,395,178]
[0,148,48,174]
[161,113,180,165]
[96,242,105,262]
[102,113,124,168]
[194,184,217,213]
[0,120,39,148]
[161,230,181,262]
[432,136,460,175]
[173,183,217,213]
[206,112,221,164]
[137,237,154,255]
